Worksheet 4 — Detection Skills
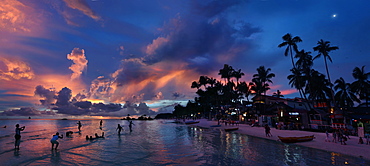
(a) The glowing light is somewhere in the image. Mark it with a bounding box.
[332,14,337,18]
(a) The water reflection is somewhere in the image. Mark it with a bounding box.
[0,119,369,166]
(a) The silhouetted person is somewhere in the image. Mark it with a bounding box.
[95,132,105,138]
[66,131,73,137]
[264,124,272,137]
[77,121,82,131]
[14,124,25,149]
[129,121,135,132]
[3,125,6,128]
[50,132,63,150]
[116,124,123,134]
[100,120,103,127]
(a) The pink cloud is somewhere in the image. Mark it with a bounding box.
[67,48,88,80]
[63,0,100,20]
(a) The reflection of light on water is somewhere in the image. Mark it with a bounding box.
[331,152,341,165]
[283,144,305,165]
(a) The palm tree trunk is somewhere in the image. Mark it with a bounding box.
[324,57,336,107]
[289,46,296,69]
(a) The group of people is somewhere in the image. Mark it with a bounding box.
[325,129,350,145]
[13,120,136,150]
[86,132,105,140]
[116,120,135,134]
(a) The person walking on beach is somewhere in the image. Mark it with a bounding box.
[332,130,337,143]
[365,132,370,145]
[14,124,25,149]
[129,120,135,132]
[77,121,82,131]
[264,124,272,137]
[116,124,123,134]
[50,132,63,150]
[325,130,330,142]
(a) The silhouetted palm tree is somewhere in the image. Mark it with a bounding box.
[236,81,252,101]
[272,90,284,98]
[250,79,269,96]
[232,69,244,85]
[313,39,338,85]
[278,33,302,69]
[252,66,275,96]
[313,39,338,108]
[287,68,306,98]
[295,49,313,72]
[334,77,360,108]
[305,69,332,105]
[218,64,234,83]
[351,66,370,107]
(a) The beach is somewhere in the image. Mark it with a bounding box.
[192,119,370,161]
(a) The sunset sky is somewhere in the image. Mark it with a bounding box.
[1,0,370,117]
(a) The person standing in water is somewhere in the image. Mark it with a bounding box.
[116,124,123,134]
[129,121,135,132]
[50,132,63,150]
[99,120,103,130]
[14,124,25,149]
[77,121,82,131]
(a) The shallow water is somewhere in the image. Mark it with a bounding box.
[0,119,368,166]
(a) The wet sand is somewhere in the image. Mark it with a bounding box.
[192,119,370,160]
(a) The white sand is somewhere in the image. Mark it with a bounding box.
[191,119,370,160]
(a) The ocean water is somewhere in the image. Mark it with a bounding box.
[0,119,368,166]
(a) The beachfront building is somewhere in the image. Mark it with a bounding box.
[249,95,332,130]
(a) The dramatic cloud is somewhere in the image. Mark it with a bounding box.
[34,85,56,105]
[0,0,31,32]
[67,48,88,80]
[0,57,34,81]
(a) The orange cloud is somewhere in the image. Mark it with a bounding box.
[0,57,34,81]
[67,48,88,80]
[146,37,169,55]
[63,0,100,20]
[0,57,88,107]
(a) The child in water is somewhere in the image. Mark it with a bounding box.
[50,132,63,150]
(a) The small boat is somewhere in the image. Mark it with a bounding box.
[210,125,221,127]
[224,127,238,131]
[184,121,200,124]
[278,135,315,143]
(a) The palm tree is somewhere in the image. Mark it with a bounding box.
[236,81,252,101]
[295,49,313,72]
[313,39,338,86]
[272,90,284,98]
[278,33,302,69]
[250,79,269,96]
[313,39,338,109]
[334,77,360,108]
[218,64,234,83]
[252,66,275,96]
[232,69,245,85]
[287,68,306,98]
[351,66,370,107]
[305,69,332,105]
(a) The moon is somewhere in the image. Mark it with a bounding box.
[332,14,337,18]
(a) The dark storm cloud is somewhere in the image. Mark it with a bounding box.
[34,85,56,105]
[113,58,152,86]
[142,0,260,73]
[56,87,72,106]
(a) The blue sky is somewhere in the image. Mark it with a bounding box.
[0,0,369,117]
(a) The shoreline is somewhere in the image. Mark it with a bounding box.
[191,119,370,161]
